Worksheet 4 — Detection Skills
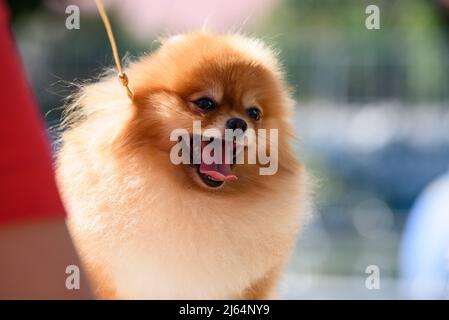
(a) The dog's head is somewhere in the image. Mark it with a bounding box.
[103,32,300,191]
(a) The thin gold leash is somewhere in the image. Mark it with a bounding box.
[95,0,134,100]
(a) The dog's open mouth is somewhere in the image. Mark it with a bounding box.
[190,136,239,188]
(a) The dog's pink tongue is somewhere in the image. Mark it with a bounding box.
[199,142,237,182]
[199,162,237,182]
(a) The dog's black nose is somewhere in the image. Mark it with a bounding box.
[226,118,248,132]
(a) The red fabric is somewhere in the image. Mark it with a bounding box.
[0,0,65,224]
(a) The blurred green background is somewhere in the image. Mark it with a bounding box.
[8,0,449,298]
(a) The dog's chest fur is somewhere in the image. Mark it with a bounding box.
[60,151,301,299]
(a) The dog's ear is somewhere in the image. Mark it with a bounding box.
[61,75,132,129]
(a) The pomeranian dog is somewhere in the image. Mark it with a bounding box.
[56,32,308,299]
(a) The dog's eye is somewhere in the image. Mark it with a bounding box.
[246,107,261,121]
[193,97,216,112]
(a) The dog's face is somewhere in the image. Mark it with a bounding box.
[123,32,298,191]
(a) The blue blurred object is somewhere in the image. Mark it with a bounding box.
[400,170,449,299]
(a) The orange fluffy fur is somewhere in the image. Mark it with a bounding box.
[56,32,308,299]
